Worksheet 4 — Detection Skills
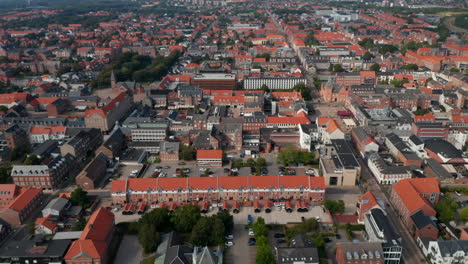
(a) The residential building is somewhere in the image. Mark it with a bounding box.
[127,122,168,142]
[424,138,468,164]
[385,133,423,167]
[299,124,318,151]
[409,210,438,241]
[0,184,20,208]
[0,238,71,264]
[197,149,223,167]
[351,127,379,157]
[317,117,344,144]
[390,178,440,230]
[4,124,29,149]
[160,141,180,161]
[0,187,43,226]
[275,234,319,264]
[60,128,103,164]
[95,127,126,159]
[357,191,383,224]
[11,154,78,190]
[367,153,412,184]
[419,240,468,264]
[41,197,70,218]
[244,77,307,90]
[319,139,361,187]
[85,92,133,132]
[191,73,236,90]
[363,208,402,264]
[111,176,326,206]
[336,242,384,264]
[29,126,67,144]
[0,218,12,244]
[76,152,110,191]
[64,208,115,264]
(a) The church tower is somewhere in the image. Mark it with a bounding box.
[110,70,116,89]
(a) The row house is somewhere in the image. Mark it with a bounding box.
[29,126,67,144]
[367,153,412,185]
[197,149,223,167]
[11,154,78,190]
[110,175,326,205]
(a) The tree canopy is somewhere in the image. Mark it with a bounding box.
[322,200,345,214]
[70,187,90,208]
[170,205,201,233]
[435,194,459,223]
[277,146,316,166]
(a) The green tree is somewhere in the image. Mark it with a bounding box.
[390,79,409,87]
[400,64,419,71]
[72,217,87,231]
[363,51,373,60]
[215,210,234,234]
[261,84,270,93]
[256,236,275,264]
[292,82,311,101]
[333,64,345,72]
[460,206,468,222]
[252,217,269,238]
[246,158,256,167]
[278,146,316,165]
[170,205,201,233]
[369,63,380,72]
[70,187,90,208]
[0,106,8,112]
[139,208,171,232]
[191,217,212,246]
[24,154,42,165]
[138,223,161,253]
[256,158,267,167]
[233,159,244,168]
[358,38,374,50]
[322,200,345,213]
[435,194,459,223]
[0,166,11,183]
[413,108,431,116]
[180,144,195,161]
[378,44,399,54]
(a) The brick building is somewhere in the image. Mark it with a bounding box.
[0,187,43,226]
[390,178,440,231]
[76,152,109,191]
[160,141,180,161]
[60,128,103,164]
[4,124,29,150]
[111,176,326,206]
[197,149,223,167]
[11,154,78,190]
[65,208,115,264]
[84,92,133,132]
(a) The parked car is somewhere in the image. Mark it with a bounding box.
[324,237,332,243]
[225,241,234,247]
[315,216,321,222]
[183,168,190,173]
[276,239,286,244]
[225,234,234,240]
[224,168,230,173]
[455,191,462,196]
[306,169,314,175]
[274,233,285,238]
[335,233,341,239]
[200,168,207,171]
[175,168,181,173]
[248,237,256,245]
[247,214,253,225]
[231,167,239,172]
[163,166,170,169]
[248,228,255,236]
[178,162,186,165]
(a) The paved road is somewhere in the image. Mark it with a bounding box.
[358,155,426,264]
[225,224,257,264]
[115,235,143,264]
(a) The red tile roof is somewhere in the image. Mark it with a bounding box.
[392,178,439,215]
[197,150,223,159]
[111,176,326,193]
[5,188,41,212]
[0,184,18,200]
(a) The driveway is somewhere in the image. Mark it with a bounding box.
[115,235,143,264]
[225,224,257,264]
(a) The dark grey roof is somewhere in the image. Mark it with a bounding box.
[409,135,423,146]
[164,245,192,264]
[424,139,462,159]
[368,208,401,247]
[0,238,71,258]
[410,210,436,230]
[425,158,452,178]
[435,240,468,257]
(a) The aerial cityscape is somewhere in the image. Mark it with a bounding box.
[0,0,467,263]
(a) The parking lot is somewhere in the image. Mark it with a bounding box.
[211,206,332,225]
[225,224,257,264]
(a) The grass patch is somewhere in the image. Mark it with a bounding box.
[140,256,156,264]
[435,11,468,17]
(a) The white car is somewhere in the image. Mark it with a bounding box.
[315,216,321,222]
[248,228,255,236]
[225,241,234,247]
[231,168,239,172]
[113,207,120,212]
[199,168,207,171]
[455,191,462,196]
[306,169,314,175]
[131,170,139,174]
[225,234,234,240]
